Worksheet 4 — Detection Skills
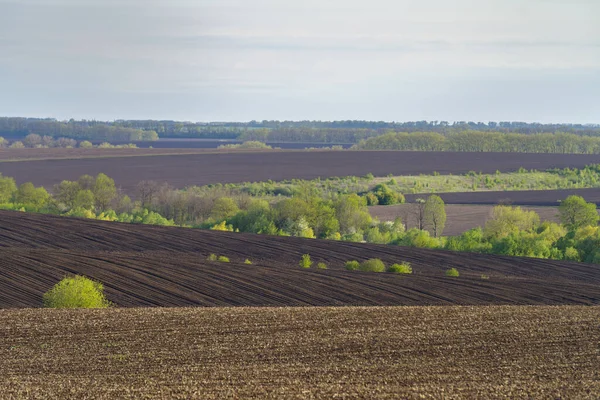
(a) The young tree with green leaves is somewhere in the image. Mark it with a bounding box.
[424,195,446,237]
[558,195,599,231]
[0,174,17,204]
[93,173,117,211]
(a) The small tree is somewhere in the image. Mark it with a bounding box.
[317,262,327,270]
[424,195,446,237]
[217,256,230,263]
[93,173,117,211]
[559,195,599,231]
[207,254,218,261]
[0,174,17,204]
[43,275,110,308]
[299,254,312,268]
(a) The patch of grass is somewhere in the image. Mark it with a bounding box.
[207,254,217,261]
[345,260,360,271]
[359,258,386,273]
[317,262,327,270]
[218,256,230,263]
[388,262,412,274]
[445,268,460,277]
[244,259,253,265]
[299,254,312,269]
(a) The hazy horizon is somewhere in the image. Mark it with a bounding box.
[1,0,599,123]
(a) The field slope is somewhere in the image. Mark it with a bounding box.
[1,211,599,308]
[0,306,598,399]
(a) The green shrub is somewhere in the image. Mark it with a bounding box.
[480,274,489,280]
[445,268,460,277]
[207,254,217,261]
[317,262,327,270]
[244,259,253,265]
[218,256,230,263]
[43,275,110,308]
[299,254,312,268]
[359,258,386,272]
[388,262,412,274]
[345,260,360,271]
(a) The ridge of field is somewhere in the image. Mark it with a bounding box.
[1,211,599,308]
[1,151,599,194]
[369,204,567,236]
[404,188,600,206]
[1,306,598,398]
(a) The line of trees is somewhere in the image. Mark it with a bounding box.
[0,118,158,142]
[353,131,600,154]
[3,117,600,144]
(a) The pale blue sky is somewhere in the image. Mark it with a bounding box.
[1,0,599,123]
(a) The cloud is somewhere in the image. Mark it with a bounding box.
[0,0,599,121]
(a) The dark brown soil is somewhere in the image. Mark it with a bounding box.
[0,306,598,399]
[1,211,599,308]
[2,151,599,194]
[405,188,600,206]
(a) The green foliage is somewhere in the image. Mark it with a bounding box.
[353,130,600,154]
[484,206,540,239]
[558,195,599,231]
[317,262,327,270]
[207,254,218,261]
[74,190,95,210]
[299,254,312,269]
[387,262,412,274]
[0,174,17,204]
[218,141,273,149]
[244,259,253,265]
[359,258,386,272]
[424,195,446,237]
[345,260,360,271]
[93,173,117,211]
[211,197,240,221]
[445,268,460,277]
[15,182,49,209]
[372,183,405,205]
[217,256,230,263]
[43,275,110,308]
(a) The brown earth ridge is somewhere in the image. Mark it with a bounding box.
[0,210,599,308]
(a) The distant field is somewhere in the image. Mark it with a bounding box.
[1,151,599,194]
[1,306,598,399]
[370,204,565,235]
[404,188,600,206]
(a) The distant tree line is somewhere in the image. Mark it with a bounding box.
[0,118,158,142]
[3,117,600,144]
[0,134,139,149]
[353,131,600,154]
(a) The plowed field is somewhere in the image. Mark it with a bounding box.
[1,151,599,193]
[404,188,600,206]
[0,306,598,399]
[1,211,599,308]
[370,204,565,235]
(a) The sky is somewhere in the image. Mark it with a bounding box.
[0,0,599,123]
